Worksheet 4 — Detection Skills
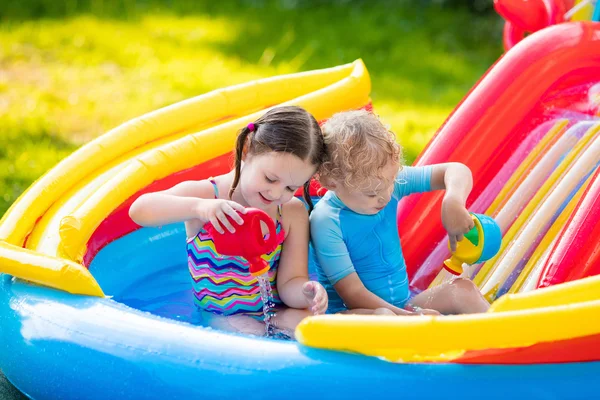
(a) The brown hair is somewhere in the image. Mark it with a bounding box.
[319,110,402,191]
[229,105,324,211]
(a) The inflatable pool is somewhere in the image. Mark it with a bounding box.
[1,22,600,400]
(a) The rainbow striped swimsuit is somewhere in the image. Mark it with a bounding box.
[187,179,285,316]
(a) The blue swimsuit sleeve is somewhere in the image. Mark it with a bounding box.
[393,165,433,199]
[310,210,355,285]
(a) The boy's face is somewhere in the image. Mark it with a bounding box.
[332,161,399,215]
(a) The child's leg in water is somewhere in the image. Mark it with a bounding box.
[409,278,489,314]
[270,307,317,339]
[201,313,266,336]
[203,308,315,339]
[339,308,395,315]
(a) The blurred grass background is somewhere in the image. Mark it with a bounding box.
[0,0,503,217]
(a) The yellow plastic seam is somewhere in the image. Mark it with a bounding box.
[27,115,236,254]
[296,299,600,363]
[570,0,594,21]
[492,274,600,312]
[0,241,104,297]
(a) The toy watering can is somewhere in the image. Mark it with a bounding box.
[204,208,277,276]
[443,213,502,275]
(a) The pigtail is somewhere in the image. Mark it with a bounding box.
[229,127,252,199]
[303,181,314,213]
[228,107,324,212]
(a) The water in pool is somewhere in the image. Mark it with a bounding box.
[90,223,307,340]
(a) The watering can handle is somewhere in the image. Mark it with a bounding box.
[248,209,277,254]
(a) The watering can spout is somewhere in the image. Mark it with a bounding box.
[443,213,502,276]
[444,256,465,276]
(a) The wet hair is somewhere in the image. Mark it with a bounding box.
[229,105,325,211]
[319,109,403,191]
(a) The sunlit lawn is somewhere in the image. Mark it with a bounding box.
[0,1,503,216]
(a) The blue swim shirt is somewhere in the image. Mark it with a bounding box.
[310,166,433,312]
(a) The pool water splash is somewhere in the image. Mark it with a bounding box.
[256,273,276,336]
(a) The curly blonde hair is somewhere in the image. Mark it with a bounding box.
[319,110,403,190]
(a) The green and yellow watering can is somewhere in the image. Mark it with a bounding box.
[443,213,502,275]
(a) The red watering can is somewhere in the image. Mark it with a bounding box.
[204,208,277,276]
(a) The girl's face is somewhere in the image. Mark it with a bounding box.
[238,152,316,210]
[333,160,399,215]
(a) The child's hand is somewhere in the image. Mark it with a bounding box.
[196,199,247,234]
[441,195,475,252]
[302,281,328,315]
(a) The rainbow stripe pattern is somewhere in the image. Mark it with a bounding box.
[187,225,284,316]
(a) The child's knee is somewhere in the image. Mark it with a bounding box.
[450,278,480,294]
[374,307,395,316]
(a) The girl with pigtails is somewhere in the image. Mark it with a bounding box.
[130,106,328,335]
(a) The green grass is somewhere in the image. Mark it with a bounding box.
[0,0,503,217]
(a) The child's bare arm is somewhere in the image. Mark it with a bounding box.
[277,199,328,313]
[129,180,245,233]
[430,162,473,196]
[431,163,475,251]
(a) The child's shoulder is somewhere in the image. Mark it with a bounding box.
[309,194,328,216]
[281,197,309,220]
[309,195,341,226]
[279,197,309,235]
